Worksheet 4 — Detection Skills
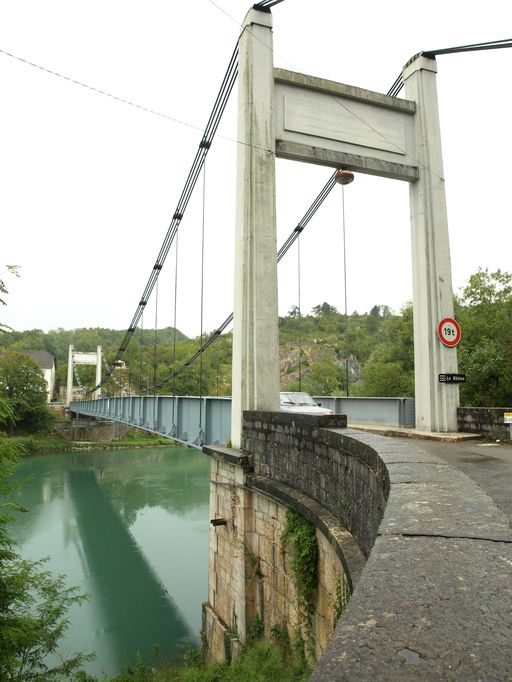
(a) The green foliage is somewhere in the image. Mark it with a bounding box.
[0,266,20,333]
[351,304,414,397]
[332,572,351,627]
[311,302,339,317]
[456,269,512,406]
[0,438,92,680]
[248,615,264,644]
[3,267,511,407]
[0,352,53,433]
[280,509,318,660]
[352,360,414,397]
[109,639,309,682]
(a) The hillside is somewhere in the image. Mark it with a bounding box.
[2,267,512,407]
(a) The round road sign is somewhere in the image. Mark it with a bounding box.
[438,317,461,347]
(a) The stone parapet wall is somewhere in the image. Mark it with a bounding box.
[243,412,388,557]
[205,414,512,679]
[458,406,512,440]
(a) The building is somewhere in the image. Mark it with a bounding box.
[24,350,57,402]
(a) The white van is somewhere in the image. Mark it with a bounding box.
[279,392,333,415]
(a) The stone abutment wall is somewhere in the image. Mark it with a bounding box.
[203,412,512,680]
[202,413,378,664]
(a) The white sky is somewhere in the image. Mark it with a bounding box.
[1,0,510,338]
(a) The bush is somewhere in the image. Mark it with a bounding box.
[0,436,92,680]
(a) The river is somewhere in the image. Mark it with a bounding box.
[10,446,210,679]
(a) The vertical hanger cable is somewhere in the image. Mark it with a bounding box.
[342,185,349,396]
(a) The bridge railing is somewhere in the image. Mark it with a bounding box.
[70,394,415,448]
[69,395,232,447]
[313,395,415,428]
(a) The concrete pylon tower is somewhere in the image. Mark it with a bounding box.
[403,55,460,432]
[231,8,280,448]
[229,11,459,436]
[66,344,103,406]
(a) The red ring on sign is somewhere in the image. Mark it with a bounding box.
[438,317,461,347]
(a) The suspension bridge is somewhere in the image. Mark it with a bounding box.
[54,5,512,678]
[67,2,511,446]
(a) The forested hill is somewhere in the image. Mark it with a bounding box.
[1,268,511,407]
[0,326,187,389]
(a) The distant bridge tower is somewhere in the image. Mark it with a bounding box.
[231,7,459,443]
[66,344,102,406]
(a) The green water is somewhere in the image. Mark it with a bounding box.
[10,446,210,678]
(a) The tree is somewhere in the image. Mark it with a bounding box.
[352,360,414,397]
[456,269,512,406]
[311,302,338,317]
[351,305,414,397]
[0,266,20,333]
[0,437,93,680]
[0,352,52,433]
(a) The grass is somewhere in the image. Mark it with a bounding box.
[4,428,177,454]
[101,640,310,682]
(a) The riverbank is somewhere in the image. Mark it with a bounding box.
[105,639,310,682]
[3,429,179,454]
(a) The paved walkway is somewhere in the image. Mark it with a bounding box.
[352,423,512,522]
[312,427,512,681]
[400,437,512,524]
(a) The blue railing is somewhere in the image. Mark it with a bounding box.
[70,396,232,448]
[70,395,415,449]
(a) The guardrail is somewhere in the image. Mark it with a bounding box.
[70,396,232,448]
[313,396,415,428]
[70,394,415,448]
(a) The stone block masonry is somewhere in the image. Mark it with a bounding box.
[230,411,512,679]
[202,438,364,664]
[458,406,512,440]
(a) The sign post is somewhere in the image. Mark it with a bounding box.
[439,373,466,384]
[438,317,461,347]
[504,412,512,440]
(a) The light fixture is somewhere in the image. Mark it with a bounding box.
[335,169,354,185]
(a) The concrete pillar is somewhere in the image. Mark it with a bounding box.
[231,8,280,448]
[95,345,102,400]
[66,344,74,407]
[403,56,459,432]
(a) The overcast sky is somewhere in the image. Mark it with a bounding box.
[1,0,510,339]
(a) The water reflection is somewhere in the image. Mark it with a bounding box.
[11,447,210,678]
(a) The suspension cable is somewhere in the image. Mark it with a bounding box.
[198,162,207,442]
[422,37,512,58]
[153,279,159,389]
[297,234,302,391]
[94,27,512,398]
[139,313,144,394]
[88,35,241,394]
[169,229,180,436]
[253,0,286,8]
[144,170,340,393]
[341,185,349,397]
[387,38,512,98]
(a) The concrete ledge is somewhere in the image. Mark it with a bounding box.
[310,428,512,681]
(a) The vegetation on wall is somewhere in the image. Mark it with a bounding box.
[280,509,319,661]
[333,572,352,627]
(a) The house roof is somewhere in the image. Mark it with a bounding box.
[24,350,56,370]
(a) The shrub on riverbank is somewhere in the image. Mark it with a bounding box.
[105,640,310,682]
[3,429,176,454]
[0,436,93,680]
